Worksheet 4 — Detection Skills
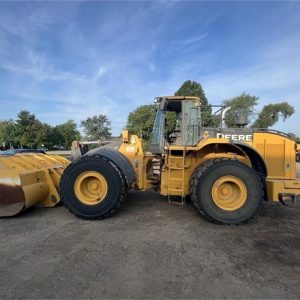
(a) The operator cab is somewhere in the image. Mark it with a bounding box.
[149,96,201,154]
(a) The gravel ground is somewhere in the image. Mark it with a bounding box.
[0,165,299,299]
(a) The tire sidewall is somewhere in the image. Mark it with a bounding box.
[196,161,262,224]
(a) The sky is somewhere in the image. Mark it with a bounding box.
[0,1,300,136]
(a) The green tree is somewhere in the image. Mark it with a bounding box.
[55,120,81,149]
[175,80,212,126]
[15,110,45,148]
[252,102,295,128]
[37,123,54,149]
[81,115,111,140]
[0,112,81,150]
[126,104,156,136]
[223,93,259,127]
[0,120,18,148]
[0,112,49,149]
[49,126,64,149]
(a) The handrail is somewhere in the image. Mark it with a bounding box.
[254,128,293,139]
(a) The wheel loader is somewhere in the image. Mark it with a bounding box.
[0,96,299,224]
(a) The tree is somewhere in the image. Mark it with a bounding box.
[175,80,212,126]
[81,115,111,140]
[15,110,45,148]
[49,126,64,148]
[0,112,81,150]
[252,102,295,128]
[223,93,259,127]
[37,123,54,149]
[0,120,18,148]
[55,120,81,149]
[0,112,48,149]
[223,94,295,129]
[126,105,156,136]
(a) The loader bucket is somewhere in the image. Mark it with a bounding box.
[0,153,69,217]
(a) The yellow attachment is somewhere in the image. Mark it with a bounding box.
[211,176,247,211]
[74,171,108,205]
[122,129,129,143]
[0,153,69,217]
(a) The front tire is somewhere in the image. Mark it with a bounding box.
[190,159,263,224]
[60,156,126,219]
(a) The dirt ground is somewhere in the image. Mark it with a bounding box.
[0,165,299,299]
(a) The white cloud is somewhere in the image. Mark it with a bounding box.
[180,33,208,46]
[0,1,299,138]
[95,67,107,79]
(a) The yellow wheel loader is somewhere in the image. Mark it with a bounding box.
[0,96,299,224]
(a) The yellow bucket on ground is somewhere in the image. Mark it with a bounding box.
[0,153,69,217]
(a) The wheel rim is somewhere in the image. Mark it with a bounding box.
[74,171,108,205]
[211,175,247,211]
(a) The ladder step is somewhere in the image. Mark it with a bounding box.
[167,166,185,170]
[169,200,185,205]
[168,188,184,192]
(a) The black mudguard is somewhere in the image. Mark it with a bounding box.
[232,141,268,176]
[85,147,136,188]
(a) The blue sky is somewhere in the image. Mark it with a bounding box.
[0,1,300,136]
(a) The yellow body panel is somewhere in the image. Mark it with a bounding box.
[250,132,297,180]
[241,132,300,201]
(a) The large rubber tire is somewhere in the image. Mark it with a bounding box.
[190,159,263,225]
[296,153,300,162]
[60,155,126,220]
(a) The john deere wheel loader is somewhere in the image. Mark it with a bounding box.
[0,96,299,224]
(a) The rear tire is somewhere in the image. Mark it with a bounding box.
[296,153,300,162]
[60,156,126,219]
[190,159,263,225]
